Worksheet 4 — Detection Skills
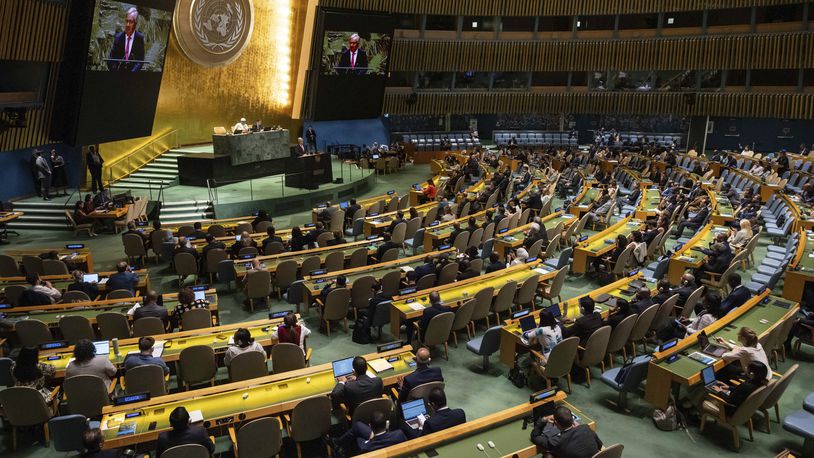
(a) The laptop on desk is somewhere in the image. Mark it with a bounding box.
[332,357,355,382]
[401,399,429,430]
[701,365,726,394]
[697,331,727,357]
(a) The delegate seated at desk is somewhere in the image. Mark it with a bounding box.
[531,405,602,458]
[397,347,443,400]
[107,262,139,296]
[405,387,466,439]
[331,356,383,414]
[156,407,214,458]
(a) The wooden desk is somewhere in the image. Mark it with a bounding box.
[301,248,456,301]
[666,224,729,284]
[3,289,217,330]
[90,205,130,219]
[359,392,595,458]
[710,191,736,226]
[389,261,556,337]
[423,209,490,252]
[98,347,416,449]
[312,192,398,223]
[0,270,149,296]
[493,212,576,262]
[572,217,644,274]
[633,188,662,221]
[644,290,797,409]
[37,314,275,380]
[363,202,436,236]
[499,274,657,369]
[569,186,599,219]
[4,247,95,273]
[782,229,811,302]
[232,239,382,277]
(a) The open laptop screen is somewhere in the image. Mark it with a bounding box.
[332,357,355,378]
[401,399,427,421]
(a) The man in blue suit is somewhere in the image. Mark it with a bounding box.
[417,387,466,436]
[107,7,145,71]
[413,256,436,281]
[721,273,751,313]
[340,410,406,454]
[106,261,139,295]
[397,347,443,401]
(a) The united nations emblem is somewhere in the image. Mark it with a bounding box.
[174,0,254,67]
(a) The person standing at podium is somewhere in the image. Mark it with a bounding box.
[306,126,317,152]
[295,137,307,157]
[107,8,145,72]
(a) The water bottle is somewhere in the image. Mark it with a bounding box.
[112,338,120,356]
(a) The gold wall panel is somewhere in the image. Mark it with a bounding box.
[383,92,814,119]
[320,0,804,17]
[390,32,814,72]
[0,0,68,152]
[99,0,307,162]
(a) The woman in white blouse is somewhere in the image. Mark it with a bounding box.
[224,328,266,366]
[728,219,753,249]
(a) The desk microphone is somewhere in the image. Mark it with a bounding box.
[476,443,493,458]
[488,440,505,456]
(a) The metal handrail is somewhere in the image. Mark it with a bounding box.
[105,130,179,186]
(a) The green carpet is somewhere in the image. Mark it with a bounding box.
[2,163,811,457]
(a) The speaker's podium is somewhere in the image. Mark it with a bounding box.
[285,153,333,189]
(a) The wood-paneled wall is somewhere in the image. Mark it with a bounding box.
[383,92,814,119]
[0,0,68,152]
[321,0,804,17]
[390,32,814,72]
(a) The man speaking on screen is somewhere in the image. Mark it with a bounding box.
[337,33,367,75]
[107,7,146,72]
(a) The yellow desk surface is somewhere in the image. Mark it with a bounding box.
[710,192,735,226]
[0,270,149,295]
[666,224,728,284]
[232,239,381,276]
[363,202,436,236]
[358,392,595,458]
[389,261,556,336]
[634,188,662,220]
[0,211,24,223]
[312,192,397,223]
[5,289,217,329]
[99,347,416,449]
[39,315,275,379]
[499,274,657,368]
[302,248,456,298]
[644,290,797,409]
[782,229,812,302]
[493,212,576,261]
[572,217,644,274]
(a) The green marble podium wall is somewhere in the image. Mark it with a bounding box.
[212,129,290,166]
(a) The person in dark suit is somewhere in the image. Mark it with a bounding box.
[294,137,307,157]
[106,262,139,295]
[411,387,466,437]
[531,405,602,457]
[261,227,283,253]
[695,243,733,283]
[652,279,673,305]
[397,347,443,400]
[414,291,452,344]
[132,290,169,330]
[388,211,406,234]
[173,237,200,264]
[485,252,505,274]
[107,8,146,72]
[337,33,368,75]
[564,296,603,344]
[413,256,436,281]
[721,273,751,313]
[305,126,317,152]
[81,428,119,458]
[86,146,104,193]
[331,356,383,414]
[67,270,99,300]
[345,199,362,223]
[191,222,208,239]
[618,186,641,209]
[671,273,697,311]
[457,260,479,281]
[605,298,634,329]
[201,234,226,263]
[156,407,214,458]
[674,205,710,238]
[374,232,399,263]
[631,287,654,314]
[339,410,406,454]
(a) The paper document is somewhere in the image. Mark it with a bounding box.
[408,302,424,311]
[188,410,204,423]
[368,358,394,373]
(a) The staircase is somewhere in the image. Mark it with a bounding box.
[109,150,183,193]
[8,199,74,231]
[158,200,215,224]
